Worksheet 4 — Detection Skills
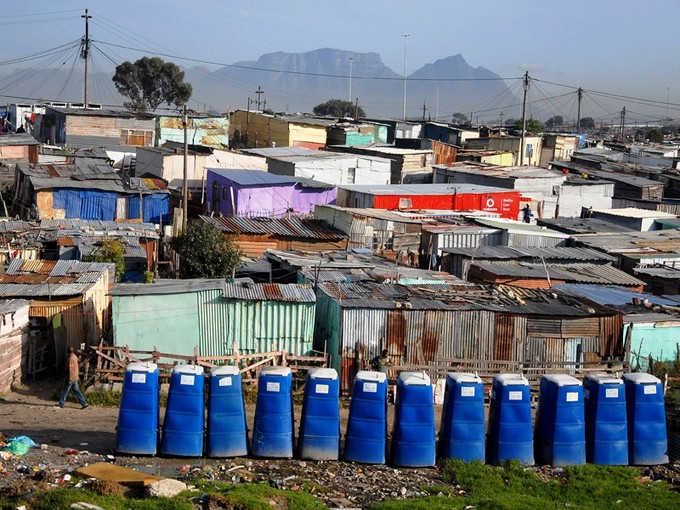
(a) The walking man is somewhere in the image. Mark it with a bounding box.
[58,346,88,409]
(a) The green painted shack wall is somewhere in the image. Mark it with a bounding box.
[624,322,680,371]
[197,289,316,357]
[112,293,200,356]
[113,289,316,358]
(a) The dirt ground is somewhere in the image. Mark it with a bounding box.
[2,381,680,509]
[0,381,447,508]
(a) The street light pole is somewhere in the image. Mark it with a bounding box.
[402,34,409,121]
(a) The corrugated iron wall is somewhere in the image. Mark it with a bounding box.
[197,289,315,357]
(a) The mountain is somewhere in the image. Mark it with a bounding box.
[1,49,518,121]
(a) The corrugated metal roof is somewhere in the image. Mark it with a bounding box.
[200,215,347,240]
[441,246,617,262]
[0,283,92,297]
[0,133,40,146]
[573,230,680,254]
[633,266,680,279]
[110,279,226,296]
[591,207,676,219]
[435,163,564,180]
[554,283,678,306]
[206,168,298,186]
[472,261,644,286]
[474,217,570,236]
[0,258,111,297]
[537,217,636,234]
[222,283,316,302]
[336,183,511,195]
[0,299,31,314]
[318,281,610,316]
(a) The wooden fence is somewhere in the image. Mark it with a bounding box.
[388,357,630,391]
[81,341,330,392]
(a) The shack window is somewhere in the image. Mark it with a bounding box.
[120,129,153,147]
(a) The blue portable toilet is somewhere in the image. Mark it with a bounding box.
[116,362,159,455]
[207,365,248,458]
[392,372,436,467]
[623,373,668,465]
[439,372,485,462]
[535,374,585,466]
[251,366,294,458]
[344,370,388,464]
[298,367,340,460]
[160,364,205,457]
[486,373,534,465]
[583,374,628,465]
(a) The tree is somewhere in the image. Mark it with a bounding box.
[514,118,545,133]
[84,238,125,281]
[579,117,595,130]
[647,128,664,143]
[313,99,365,118]
[113,57,192,112]
[545,115,564,130]
[451,113,469,125]
[171,221,243,279]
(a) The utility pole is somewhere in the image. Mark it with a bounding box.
[422,100,427,121]
[354,97,359,119]
[182,104,188,233]
[520,71,530,166]
[402,34,409,121]
[576,87,583,132]
[435,82,439,121]
[620,106,626,137]
[348,57,353,103]
[254,86,265,110]
[499,112,504,132]
[81,9,92,106]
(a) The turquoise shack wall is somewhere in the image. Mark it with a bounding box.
[112,293,200,356]
[197,289,316,357]
[113,288,316,358]
[313,290,342,374]
[624,322,680,371]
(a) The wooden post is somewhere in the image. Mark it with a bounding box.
[193,345,199,365]
[281,349,288,367]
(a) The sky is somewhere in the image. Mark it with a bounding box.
[2,0,679,123]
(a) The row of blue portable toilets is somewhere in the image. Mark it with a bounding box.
[115,363,669,467]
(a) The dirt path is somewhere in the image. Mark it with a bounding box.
[0,382,447,508]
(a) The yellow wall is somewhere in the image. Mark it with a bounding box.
[481,152,515,166]
[228,111,327,148]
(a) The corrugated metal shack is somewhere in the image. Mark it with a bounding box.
[571,229,680,272]
[314,282,623,393]
[440,246,618,280]
[13,161,170,223]
[157,115,229,149]
[582,207,676,232]
[327,145,434,184]
[0,299,30,392]
[0,133,39,165]
[200,215,347,257]
[111,280,316,358]
[554,284,680,371]
[467,261,645,291]
[37,107,156,151]
[0,259,114,371]
[422,217,570,269]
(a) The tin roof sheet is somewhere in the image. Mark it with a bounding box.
[110,279,226,296]
[200,215,346,240]
[206,168,298,186]
[336,183,512,195]
[222,282,316,302]
[554,283,678,306]
[472,261,645,286]
[318,281,612,316]
[572,230,680,254]
[0,299,31,314]
[537,218,636,234]
[441,246,616,262]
